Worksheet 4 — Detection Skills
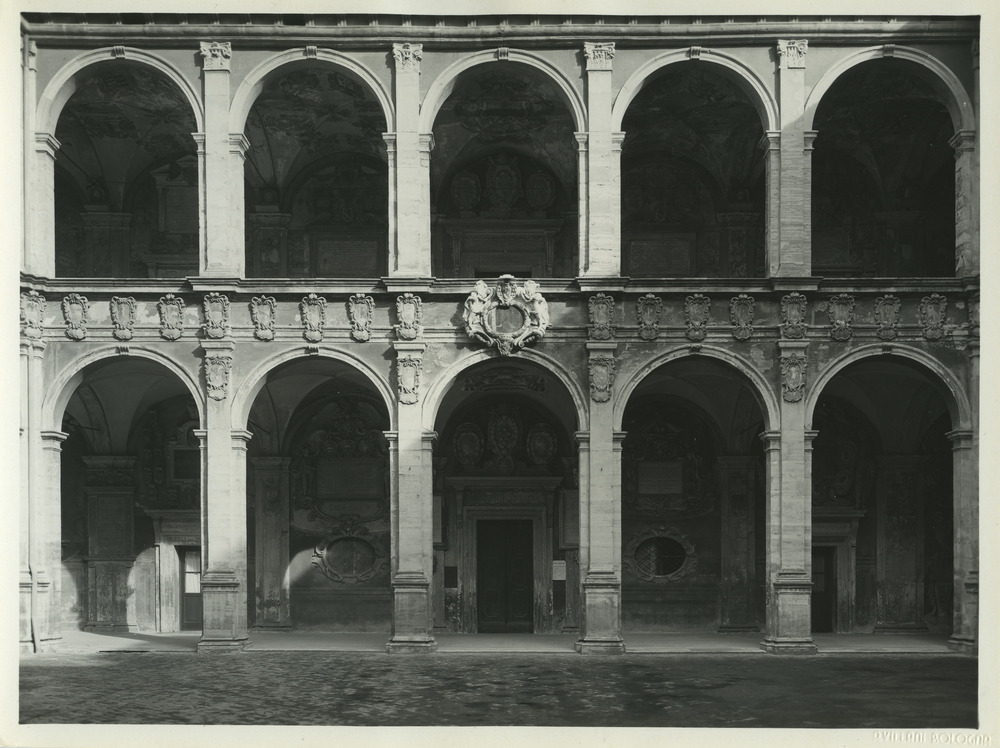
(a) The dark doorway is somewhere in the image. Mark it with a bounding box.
[811,546,836,633]
[180,547,203,630]
[477,520,534,633]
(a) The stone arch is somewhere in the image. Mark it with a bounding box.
[36,47,204,136]
[229,48,395,134]
[230,347,396,433]
[421,349,589,433]
[614,345,780,432]
[804,46,975,133]
[805,344,972,432]
[419,49,587,134]
[42,347,204,434]
[611,48,779,133]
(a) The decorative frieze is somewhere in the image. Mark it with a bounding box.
[729,294,755,340]
[464,277,549,356]
[300,293,326,343]
[348,294,375,342]
[62,293,89,341]
[199,41,232,70]
[20,290,45,339]
[109,296,137,341]
[395,293,423,341]
[780,352,807,403]
[919,294,948,341]
[874,295,901,341]
[204,355,233,401]
[397,355,422,405]
[250,296,276,341]
[780,292,807,339]
[777,39,808,68]
[588,293,616,340]
[635,294,662,341]
[828,293,855,341]
[202,292,231,339]
[392,42,423,72]
[588,356,616,403]
[684,294,710,341]
[157,294,185,341]
[583,42,615,70]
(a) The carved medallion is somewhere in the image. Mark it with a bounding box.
[729,294,755,340]
[624,527,698,583]
[525,423,557,466]
[202,292,230,339]
[588,356,616,403]
[464,276,549,356]
[109,296,137,341]
[348,294,375,342]
[684,294,710,342]
[397,355,422,405]
[157,294,185,340]
[62,293,89,341]
[20,291,45,339]
[636,294,663,341]
[204,355,232,401]
[525,171,555,210]
[588,293,616,340]
[780,353,807,403]
[780,293,808,339]
[312,524,388,584]
[454,423,484,468]
[250,296,276,341]
[828,294,855,341]
[919,294,948,341]
[874,295,901,341]
[450,170,481,214]
[395,293,423,340]
[300,294,326,343]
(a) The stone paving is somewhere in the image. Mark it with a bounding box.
[19,651,977,727]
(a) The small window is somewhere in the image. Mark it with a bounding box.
[183,549,201,594]
[635,537,687,578]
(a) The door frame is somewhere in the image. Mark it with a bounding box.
[812,508,865,633]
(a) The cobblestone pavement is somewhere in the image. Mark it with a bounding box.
[19,652,976,727]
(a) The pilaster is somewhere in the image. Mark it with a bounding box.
[386,339,436,652]
[251,456,291,629]
[775,40,810,276]
[35,429,68,650]
[581,42,620,278]
[947,429,977,653]
[29,133,60,278]
[950,131,978,277]
[576,341,625,654]
[19,341,32,651]
[22,38,37,274]
[760,131,781,276]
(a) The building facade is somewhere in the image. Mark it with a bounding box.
[18,13,979,654]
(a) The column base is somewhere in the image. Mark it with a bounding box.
[574,637,626,655]
[385,636,438,654]
[760,636,817,655]
[947,635,978,654]
[197,636,251,653]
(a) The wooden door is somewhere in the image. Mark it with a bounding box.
[477,520,534,633]
[811,546,836,633]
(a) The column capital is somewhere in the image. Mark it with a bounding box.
[946,429,974,449]
[393,340,427,356]
[420,430,438,447]
[949,129,976,155]
[586,341,618,355]
[758,130,780,151]
[759,430,781,451]
[201,339,236,355]
[804,429,820,449]
[229,133,250,159]
[777,339,809,353]
[418,133,435,152]
[574,431,591,447]
[612,430,627,450]
[611,132,626,151]
[40,430,69,446]
[27,339,47,356]
[574,132,588,149]
[23,38,37,71]
[231,429,253,444]
[382,430,399,447]
[382,132,397,151]
[192,429,208,446]
[776,39,808,69]
[392,42,423,73]
[804,130,819,151]
[199,41,232,71]
[191,132,206,152]
[583,41,615,71]
[34,132,60,158]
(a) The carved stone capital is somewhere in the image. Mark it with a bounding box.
[777,39,808,69]
[393,42,423,72]
[584,42,615,71]
[199,41,232,71]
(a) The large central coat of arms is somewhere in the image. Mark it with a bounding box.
[463,275,550,356]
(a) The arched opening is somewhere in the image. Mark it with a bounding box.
[431,359,579,633]
[58,357,200,633]
[620,357,767,632]
[430,62,579,278]
[53,60,199,278]
[810,357,954,634]
[244,357,392,631]
[620,62,766,278]
[812,59,955,278]
[242,63,389,278]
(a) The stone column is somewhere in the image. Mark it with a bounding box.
[251,456,291,629]
[386,341,436,652]
[32,427,68,651]
[718,456,758,631]
[198,340,250,651]
[761,339,816,653]
[389,43,432,279]
[581,42,620,278]
[947,428,977,652]
[951,131,978,277]
[775,40,810,276]
[30,133,60,278]
[19,341,32,651]
[81,211,131,276]
[82,456,137,632]
[198,41,241,277]
[229,134,250,274]
[576,342,625,653]
[760,131,781,276]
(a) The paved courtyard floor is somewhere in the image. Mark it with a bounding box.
[19,648,977,728]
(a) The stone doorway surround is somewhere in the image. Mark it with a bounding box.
[812,507,866,634]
